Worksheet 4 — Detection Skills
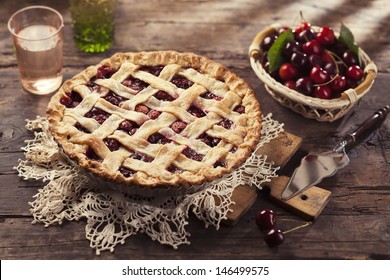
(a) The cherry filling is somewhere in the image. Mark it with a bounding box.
[119,166,136,178]
[200,92,223,101]
[119,120,139,135]
[234,105,245,114]
[104,91,126,106]
[84,107,111,124]
[86,81,99,92]
[167,165,183,174]
[218,119,233,129]
[188,105,206,118]
[214,160,227,168]
[182,147,204,162]
[85,147,102,162]
[198,133,221,147]
[132,152,154,162]
[171,74,194,89]
[122,77,148,92]
[171,121,187,133]
[139,65,164,76]
[97,65,117,79]
[147,133,171,144]
[154,90,174,101]
[135,105,161,119]
[75,122,89,133]
[103,138,121,151]
[60,91,83,108]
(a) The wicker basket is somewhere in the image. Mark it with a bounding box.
[249,23,377,122]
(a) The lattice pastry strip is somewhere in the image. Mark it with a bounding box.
[46,51,262,188]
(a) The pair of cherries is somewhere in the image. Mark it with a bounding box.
[256,208,312,248]
[255,209,284,247]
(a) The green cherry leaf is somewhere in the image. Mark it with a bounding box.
[267,29,294,73]
[339,23,359,59]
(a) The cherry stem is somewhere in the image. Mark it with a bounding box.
[313,49,342,87]
[299,11,306,23]
[327,50,348,69]
[313,73,339,87]
[278,218,312,234]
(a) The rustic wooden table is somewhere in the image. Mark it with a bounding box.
[0,0,389,260]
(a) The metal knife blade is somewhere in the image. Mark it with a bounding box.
[280,105,390,201]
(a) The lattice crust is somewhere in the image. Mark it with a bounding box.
[47,51,262,188]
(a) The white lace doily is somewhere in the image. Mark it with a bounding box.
[15,114,283,254]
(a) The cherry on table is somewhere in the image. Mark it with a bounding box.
[255,209,276,230]
[264,228,285,247]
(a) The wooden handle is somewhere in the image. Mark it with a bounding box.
[248,24,280,58]
[344,105,390,150]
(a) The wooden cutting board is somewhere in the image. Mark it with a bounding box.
[223,131,331,225]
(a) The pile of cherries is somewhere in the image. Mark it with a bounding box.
[260,21,364,99]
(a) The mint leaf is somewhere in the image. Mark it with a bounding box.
[267,29,294,73]
[339,23,359,59]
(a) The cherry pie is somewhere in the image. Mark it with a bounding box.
[46,51,262,188]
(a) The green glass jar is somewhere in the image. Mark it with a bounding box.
[69,0,117,53]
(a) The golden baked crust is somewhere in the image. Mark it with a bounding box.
[46,51,262,188]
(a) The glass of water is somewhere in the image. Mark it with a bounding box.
[7,6,64,95]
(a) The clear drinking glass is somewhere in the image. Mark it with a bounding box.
[69,0,117,53]
[7,6,64,95]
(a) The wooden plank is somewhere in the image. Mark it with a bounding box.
[266,176,332,221]
[224,131,302,225]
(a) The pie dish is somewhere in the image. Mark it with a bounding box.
[46,51,262,188]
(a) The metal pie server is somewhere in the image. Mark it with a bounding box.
[281,105,390,201]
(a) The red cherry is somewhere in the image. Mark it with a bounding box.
[296,77,314,96]
[302,39,323,55]
[284,80,296,90]
[261,35,277,51]
[300,21,311,29]
[279,63,298,82]
[321,50,334,63]
[256,209,276,230]
[314,85,332,99]
[278,26,291,35]
[296,28,316,43]
[290,52,308,68]
[264,228,285,247]
[316,26,335,45]
[342,50,358,66]
[310,66,330,84]
[346,65,364,81]
[330,76,347,92]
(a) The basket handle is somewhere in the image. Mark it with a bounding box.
[248,24,281,59]
[341,60,377,101]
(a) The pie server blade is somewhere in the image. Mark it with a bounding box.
[281,105,390,201]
